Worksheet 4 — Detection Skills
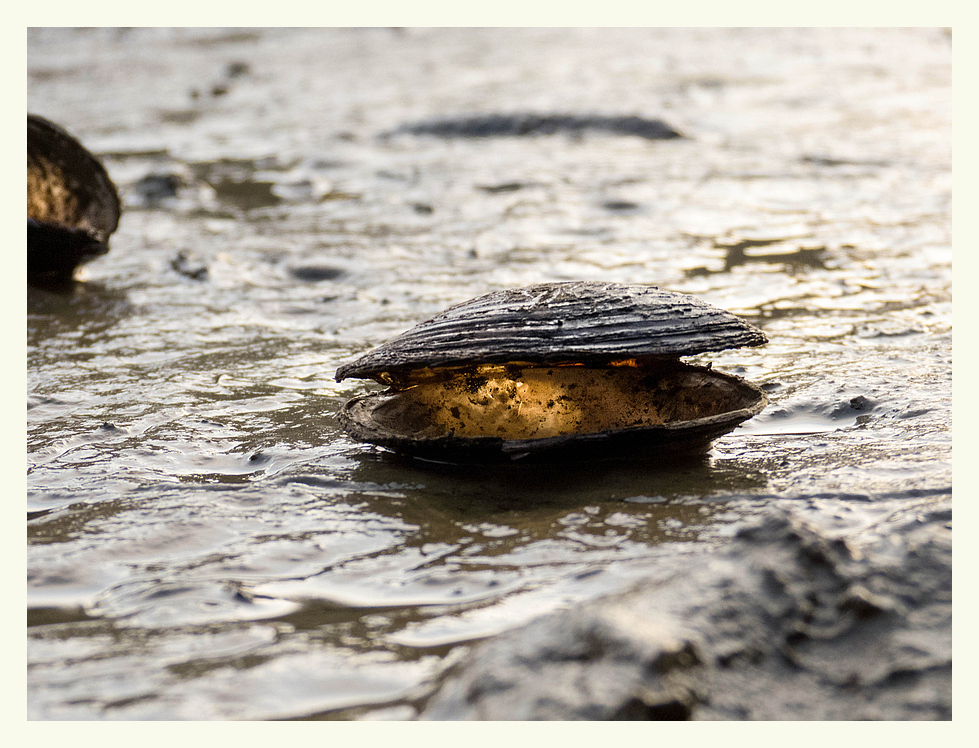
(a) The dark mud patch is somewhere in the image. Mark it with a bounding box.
[385,113,683,141]
[685,236,828,277]
[801,155,892,169]
[476,182,529,194]
[601,200,642,212]
[289,265,346,283]
[210,177,281,211]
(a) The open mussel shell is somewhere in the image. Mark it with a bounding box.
[336,282,768,463]
[28,114,121,284]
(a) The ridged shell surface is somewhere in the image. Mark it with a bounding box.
[336,282,766,383]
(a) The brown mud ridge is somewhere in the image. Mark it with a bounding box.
[384,113,683,140]
[419,500,951,720]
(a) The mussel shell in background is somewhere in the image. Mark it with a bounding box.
[28,114,121,284]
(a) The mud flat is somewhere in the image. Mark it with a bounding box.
[28,28,951,720]
[421,498,951,720]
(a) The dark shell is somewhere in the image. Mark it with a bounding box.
[28,114,121,284]
[335,282,768,463]
[336,282,767,385]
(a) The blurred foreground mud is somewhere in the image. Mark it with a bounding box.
[422,498,951,720]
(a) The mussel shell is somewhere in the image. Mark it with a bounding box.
[338,363,767,463]
[335,282,767,385]
[28,114,121,283]
[28,218,109,285]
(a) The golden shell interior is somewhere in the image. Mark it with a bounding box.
[364,361,755,441]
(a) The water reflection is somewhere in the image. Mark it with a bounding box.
[243,445,769,651]
[347,447,768,515]
[27,280,134,342]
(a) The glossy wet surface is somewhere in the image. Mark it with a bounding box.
[27,28,951,719]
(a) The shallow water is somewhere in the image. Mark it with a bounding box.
[27,27,951,719]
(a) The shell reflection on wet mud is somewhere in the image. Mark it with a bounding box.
[336,282,768,462]
[27,114,121,285]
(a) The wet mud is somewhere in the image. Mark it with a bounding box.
[28,28,950,720]
[420,499,951,720]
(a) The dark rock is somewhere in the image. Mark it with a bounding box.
[419,502,951,720]
[170,251,208,281]
[131,173,183,204]
[848,395,876,411]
